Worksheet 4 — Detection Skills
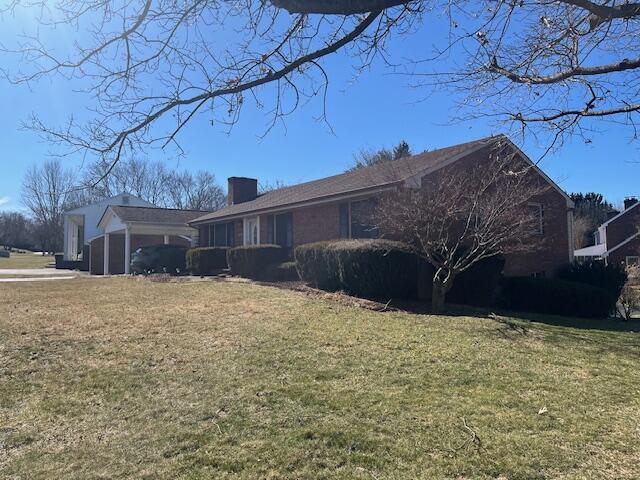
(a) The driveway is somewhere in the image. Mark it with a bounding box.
[0,269,87,282]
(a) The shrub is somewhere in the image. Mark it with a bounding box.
[295,239,418,299]
[264,261,300,282]
[227,245,286,279]
[415,256,505,307]
[500,276,612,319]
[295,241,341,291]
[186,247,228,275]
[558,261,627,306]
[448,256,506,307]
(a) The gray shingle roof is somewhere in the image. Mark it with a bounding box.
[107,206,211,226]
[191,136,499,224]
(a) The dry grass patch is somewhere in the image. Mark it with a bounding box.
[1,277,639,479]
[0,250,54,269]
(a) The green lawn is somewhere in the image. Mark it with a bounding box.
[1,278,639,479]
[0,249,54,269]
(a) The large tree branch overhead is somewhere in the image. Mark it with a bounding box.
[2,0,640,166]
[270,0,411,14]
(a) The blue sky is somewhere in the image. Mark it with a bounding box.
[0,9,638,213]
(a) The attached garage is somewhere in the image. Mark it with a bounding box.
[89,206,208,275]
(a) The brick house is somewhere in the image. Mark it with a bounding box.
[190,135,575,277]
[574,197,640,266]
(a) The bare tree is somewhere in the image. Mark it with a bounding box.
[0,211,34,250]
[376,141,549,312]
[1,0,638,160]
[166,171,226,211]
[573,214,593,249]
[258,179,290,194]
[82,158,171,205]
[21,159,75,252]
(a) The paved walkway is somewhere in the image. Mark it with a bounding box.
[0,268,83,276]
[0,276,77,283]
[0,269,87,282]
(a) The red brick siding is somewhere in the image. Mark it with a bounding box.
[198,225,209,247]
[292,203,341,245]
[608,237,640,265]
[90,234,190,275]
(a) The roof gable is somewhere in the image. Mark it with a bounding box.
[98,205,211,229]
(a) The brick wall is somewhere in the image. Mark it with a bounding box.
[607,205,640,250]
[292,203,341,245]
[608,237,640,265]
[90,234,190,275]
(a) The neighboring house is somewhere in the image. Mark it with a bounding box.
[575,197,640,266]
[90,206,207,275]
[63,193,155,265]
[190,135,575,277]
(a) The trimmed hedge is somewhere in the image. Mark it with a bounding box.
[295,239,418,299]
[558,261,627,308]
[186,247,228,275]
[264,261,300,282]
[500,276,612,319]
[448,256,506,307]
[227,244,286,280]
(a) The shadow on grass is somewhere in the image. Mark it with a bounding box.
[390,299,640,333]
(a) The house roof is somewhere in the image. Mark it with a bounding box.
[99,205,211,228]
[64,192,154,214]
[191,136,500,224]
[600,200,640,228]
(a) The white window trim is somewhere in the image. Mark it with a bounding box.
[626,256,640,266]
[243,216,260,246]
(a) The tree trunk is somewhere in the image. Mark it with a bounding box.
[431,280,447,314]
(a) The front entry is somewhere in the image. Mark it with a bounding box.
[244,217,259,245]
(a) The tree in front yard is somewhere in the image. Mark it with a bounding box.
[376,140,548,312]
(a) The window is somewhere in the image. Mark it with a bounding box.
[529,203,544,235]
[626,256,640,266]
[267,213,293,248]
[531,271,546,278]
[209,222,234,247]
[338,199,379,239]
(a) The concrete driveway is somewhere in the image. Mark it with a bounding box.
[0,269,87,282]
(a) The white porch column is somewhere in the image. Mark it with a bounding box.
[103,233,110,275]
[163,235,169,245]
[124,226,132,275]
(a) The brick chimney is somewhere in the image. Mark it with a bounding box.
[624,196,638,210]
[228,177,258,206]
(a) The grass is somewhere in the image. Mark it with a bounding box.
[0,249,54,269]
[1,277,639,479]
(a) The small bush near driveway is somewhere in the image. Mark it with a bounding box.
[500,276,612,318]
[187,247,228,275]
